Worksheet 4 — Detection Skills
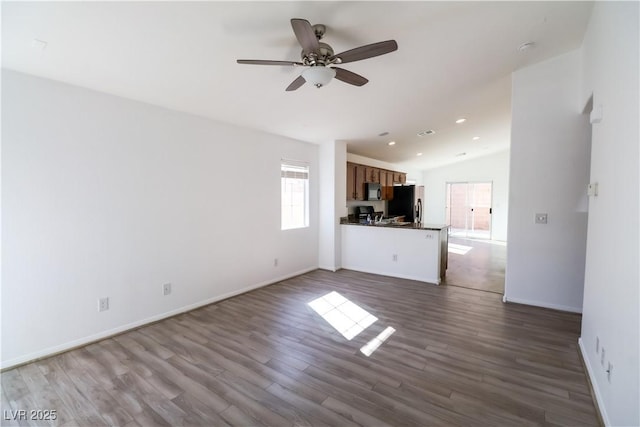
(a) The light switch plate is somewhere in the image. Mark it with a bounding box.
[535,213,548,224]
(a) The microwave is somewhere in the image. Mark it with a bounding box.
[365,183,382,200]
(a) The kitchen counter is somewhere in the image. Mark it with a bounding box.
[341,223,449,284]
[342,222,448,231]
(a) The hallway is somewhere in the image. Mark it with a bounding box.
[443,237,506,294]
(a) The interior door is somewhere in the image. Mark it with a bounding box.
[446,182,492,239]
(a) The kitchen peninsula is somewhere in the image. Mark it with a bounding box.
[341,222,449,284]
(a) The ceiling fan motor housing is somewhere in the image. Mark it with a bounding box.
[302,42,334,66]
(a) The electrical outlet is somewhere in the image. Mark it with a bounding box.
[596,336,600,354]
[99,297,109,312]
[607,362,613,383]
[392,254,398,262]
[425,233,434,239]
[163,283,172,296]
[601,348,606,366]
[274,258,278,267]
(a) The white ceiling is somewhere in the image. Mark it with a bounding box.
[2,1,593,170]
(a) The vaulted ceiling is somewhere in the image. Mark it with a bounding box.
[2,1,593,170]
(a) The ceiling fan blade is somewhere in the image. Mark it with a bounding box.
[333,67,369,86]
[286,75,306,91]
[291,18,319,54]
[237,59,303,66]
[330,40,398,64]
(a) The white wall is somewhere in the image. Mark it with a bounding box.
[505,50,591,313]
[1,70,319,368]
[578,3,639,426]
[422,150,510,241]
[318,140,347,271]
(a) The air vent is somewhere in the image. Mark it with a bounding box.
[417,130,435,137]
[378,131,389,136]
[518,41,535,51]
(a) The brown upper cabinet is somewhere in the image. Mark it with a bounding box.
[365,166,380,183]
[347,162,367,201]
[380,170,393,200]
[347,163,356,200]
[348,162,406,201]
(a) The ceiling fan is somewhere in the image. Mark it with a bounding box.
[237,18,398,91]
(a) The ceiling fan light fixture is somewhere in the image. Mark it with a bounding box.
[302,66,336,88]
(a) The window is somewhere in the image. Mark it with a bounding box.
[281,160,309,230]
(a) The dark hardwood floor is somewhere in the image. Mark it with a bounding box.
[1,269,599,426]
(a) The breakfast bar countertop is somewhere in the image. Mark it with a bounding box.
[341,221,449,231]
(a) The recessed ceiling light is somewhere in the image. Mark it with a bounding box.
[518,41,535,52]
[416,152,423,156]
[456,152,467,157]
[378,131,389,136]
[455,118,466,124]
[417,130,435,137]
[388,141,396,146]
[472,136,480,140]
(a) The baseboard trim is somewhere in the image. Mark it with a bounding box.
[0,267,317,371]
[578,337,610,426]
[340,266,439,285]
[503,295,582,313]
[317,265,340,272]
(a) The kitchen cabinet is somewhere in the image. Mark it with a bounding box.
[346,162,406,201]
[391,172,407,184]
[355,165,366,200]
[347,163,355,200]
[365,167,380,183]
[379,170,387,200]
[347,162,366,200]
[380,170,394,200]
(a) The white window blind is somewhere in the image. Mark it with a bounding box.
[281,161,309,230]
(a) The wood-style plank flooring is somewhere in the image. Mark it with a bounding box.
[1,269,599,426]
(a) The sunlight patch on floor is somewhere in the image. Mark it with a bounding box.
[360,326,396,357]
[465,238,507,246]
[308,291,377,340]
[448,243,473,255]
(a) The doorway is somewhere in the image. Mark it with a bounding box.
[445,182,493,239]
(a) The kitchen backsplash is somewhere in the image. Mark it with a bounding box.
[346,200,386,216]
